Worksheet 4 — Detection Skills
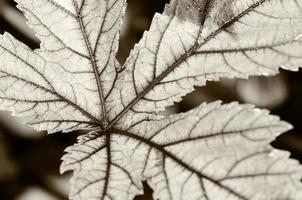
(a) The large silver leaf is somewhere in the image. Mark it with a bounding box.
[0,0,125,132]
[0,0,302,200]
[63,102,302,199]
[107,0,302,126]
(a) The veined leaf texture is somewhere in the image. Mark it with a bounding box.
[0,0,302,199]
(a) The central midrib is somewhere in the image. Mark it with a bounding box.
[73,0,108,128]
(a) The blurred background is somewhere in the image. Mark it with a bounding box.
[0,0,302,199]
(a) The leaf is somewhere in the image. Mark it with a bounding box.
[61,131,144,200]
[0,0,125,132]
[0,0,302,200]
[62,102,302,199]
[107,0,302,125]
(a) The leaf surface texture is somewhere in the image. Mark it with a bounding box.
[0,0,301,199]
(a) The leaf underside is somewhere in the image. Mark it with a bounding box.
[0,0,302,199]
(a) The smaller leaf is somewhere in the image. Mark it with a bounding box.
[236,75,289,109]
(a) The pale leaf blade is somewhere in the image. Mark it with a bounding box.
[0,0,127,132]
[16,0,126,122]
[0,33,97,133]
[61,132,144,200]
[107,0,302,125]
[111,102,302,200]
